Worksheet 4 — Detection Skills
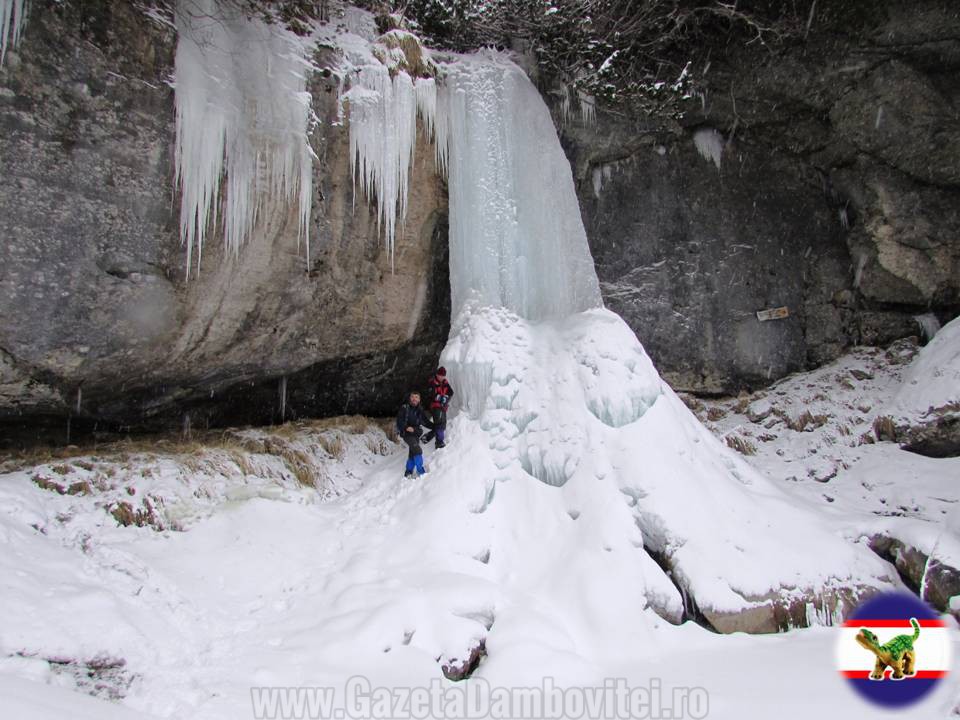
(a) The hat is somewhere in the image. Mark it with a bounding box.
[437,366,447,376]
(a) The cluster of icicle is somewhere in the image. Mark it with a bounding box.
[345,43,601,321]
[173,0,314,274]
[0,0,27,66]
[344,66,445,268]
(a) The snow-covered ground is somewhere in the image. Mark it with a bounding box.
[1,374,958,719]
[694,330,960,593]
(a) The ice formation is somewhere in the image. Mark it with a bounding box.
[340,34,899,633]
[434,53,895,630]
[173,0,314,273]
[0,0,27,66]
[442,57,602,321]
[914,311,942,342]
[344,67,438,266]
[693,126,725,170]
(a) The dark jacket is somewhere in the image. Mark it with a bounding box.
[396,401,428,435]
[427,375,454,410]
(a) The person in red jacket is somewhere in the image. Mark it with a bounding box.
[422,366,454,448]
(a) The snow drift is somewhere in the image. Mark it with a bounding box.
[885,315,960,457]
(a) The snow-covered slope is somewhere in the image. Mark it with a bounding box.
[891,317,960,420]
[697,335,960,612]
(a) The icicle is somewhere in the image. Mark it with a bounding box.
[173,0,314,275]
[346,66,440,268]
[279,376,287,421]
[577,90,596,126]
[693,127,724,171]
[0,0,28,66]
[914,312,941,342]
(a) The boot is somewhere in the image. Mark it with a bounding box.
[435,440,445,449]
[404,470,413,478]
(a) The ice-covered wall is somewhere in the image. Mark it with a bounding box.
[173,0,314,272]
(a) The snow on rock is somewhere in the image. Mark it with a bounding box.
[696,341,960,615]
[886,315,960,456]
[173,0,314,272]
[0,0,27,66]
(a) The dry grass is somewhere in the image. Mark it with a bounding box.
[732,393,752,415]
[706,406,728,422]
[318,433,345,460]
[785,410,829,432]
[1,415,386,472]
[725,434,757,456]
[365,435,391,455]
[873,415,897,442]
[110,498,161,529]
[858,431,877,446]
[32,475,67,495]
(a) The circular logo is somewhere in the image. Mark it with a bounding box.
[836,591,951,708]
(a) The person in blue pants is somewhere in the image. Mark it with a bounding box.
[396,391,431,477]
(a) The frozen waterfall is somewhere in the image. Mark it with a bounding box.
[442,57,602,321]
[345,35,897,636]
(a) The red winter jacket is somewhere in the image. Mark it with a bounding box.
[427,375,454,410]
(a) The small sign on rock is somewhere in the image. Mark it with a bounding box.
[756,306,790,322]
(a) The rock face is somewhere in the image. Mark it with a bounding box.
[2,0,959,436]
[869,534,960,617]
[552,0,960,394]
[0,1,449,441]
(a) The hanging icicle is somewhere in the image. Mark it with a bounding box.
[173,0,315,274]
[1,0,28,66]
[341,27,440,270]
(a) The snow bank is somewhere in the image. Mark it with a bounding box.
[890,315,960,423]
